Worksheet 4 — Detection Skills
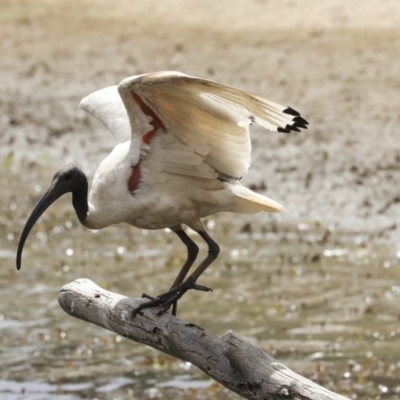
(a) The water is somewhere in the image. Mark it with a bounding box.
[1,164,400,400]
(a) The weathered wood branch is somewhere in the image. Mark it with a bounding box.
[58,279,350,400]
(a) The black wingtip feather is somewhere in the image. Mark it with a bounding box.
[283,107,300,117]
[293,116,309,126]
[277,115,309,134]
[278,108,309,134]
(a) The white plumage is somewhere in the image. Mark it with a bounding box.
[80,71,307,231]
[17,71,308,316]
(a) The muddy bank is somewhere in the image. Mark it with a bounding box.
[1,0,400,244]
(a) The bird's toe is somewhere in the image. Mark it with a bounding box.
[189,282,212,292]
[141,292,155,300]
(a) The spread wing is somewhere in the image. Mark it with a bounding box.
[118,71,308,180]
[79,85,131,144]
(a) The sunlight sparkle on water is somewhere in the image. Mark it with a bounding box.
[354,236,364,245]
[297,222,309,231]
[34,184,41,193]
[207,219,215,229]
[65,220,73,229]
[178,361,192,370]
[146,388,160,398]
[117,246,125,255]
[384,261,391,268]
[391,285,400,294]
[379,385,389,394]
[384,291,393,300]
[115,335,122,343]
[53,226,64,234]
[66,248,74,256]
[323,248,347,257]
[36,232,46,239]
[230,249,239,258]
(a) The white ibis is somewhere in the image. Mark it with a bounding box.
[16,71,308,316]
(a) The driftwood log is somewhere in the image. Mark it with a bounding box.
[58,279,350,400]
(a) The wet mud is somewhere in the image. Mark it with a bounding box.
[1,1,399,399]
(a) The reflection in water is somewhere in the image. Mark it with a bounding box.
[1,166,400,400]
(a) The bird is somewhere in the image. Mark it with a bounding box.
[16,71,308,317]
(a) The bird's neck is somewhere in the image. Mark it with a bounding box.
[72,175,89,225]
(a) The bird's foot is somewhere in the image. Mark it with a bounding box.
[131,278,212,318]
[154,280,212,316]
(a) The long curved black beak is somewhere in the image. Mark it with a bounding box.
[16,180,66,270]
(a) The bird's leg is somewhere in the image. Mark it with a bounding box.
[169,228,199,315]
[153,230,219,313]
[131,229,219,318]
[170,228,200,289]
[138,227,199,313]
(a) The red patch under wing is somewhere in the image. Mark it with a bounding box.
[127,93,166,193]
[128,164,141,193]
[143,129,156,144]
[132,93,165,132]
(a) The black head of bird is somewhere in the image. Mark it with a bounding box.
[16,164,89,271]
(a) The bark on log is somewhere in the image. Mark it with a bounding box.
[58,278,350,400]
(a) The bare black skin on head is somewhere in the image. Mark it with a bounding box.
[16,164,89,270]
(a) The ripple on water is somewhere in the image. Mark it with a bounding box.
[0,379,91,400]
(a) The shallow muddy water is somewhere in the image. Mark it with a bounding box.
[1,165,400,400]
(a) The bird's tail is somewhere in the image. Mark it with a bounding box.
[229,185,284,214]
